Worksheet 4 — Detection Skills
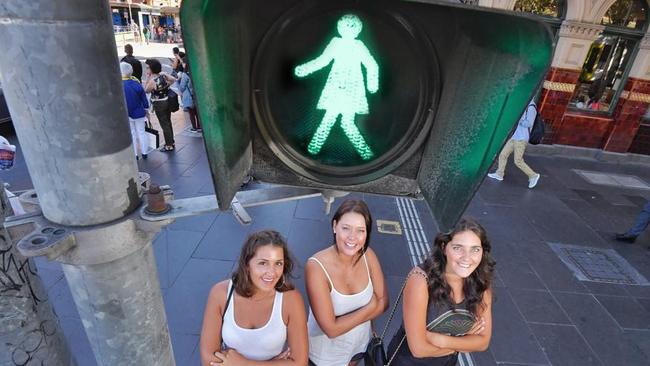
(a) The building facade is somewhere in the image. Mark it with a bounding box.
[479,0,650,155]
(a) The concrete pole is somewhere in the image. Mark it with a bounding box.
[0,185,76,366]
[0,1,175,365]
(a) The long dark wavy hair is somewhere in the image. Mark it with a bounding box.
[331,199,373,264]
[231,230,295,297]
[421,217,495,315]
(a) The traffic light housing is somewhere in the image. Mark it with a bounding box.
[181,0,553,230]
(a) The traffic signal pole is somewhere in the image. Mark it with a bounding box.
[0,2,175,365]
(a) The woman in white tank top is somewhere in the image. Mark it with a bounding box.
[305,200,389,366]
[199,230,308,366]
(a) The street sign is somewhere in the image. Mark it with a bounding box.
[181,0,553,230]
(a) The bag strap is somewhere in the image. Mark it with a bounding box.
[381,270,427,366]
[379,278,408,340]
[221,282,235,324]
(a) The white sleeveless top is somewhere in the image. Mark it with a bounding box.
[307,254,373,366]
[221,281,287,361]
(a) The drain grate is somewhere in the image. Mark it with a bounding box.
[376,220,402,235]
[548,243,649,285]
[574,170,650,190]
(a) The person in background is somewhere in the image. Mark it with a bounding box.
[487,100,541,188]
[199,230,308,366]
[121,44,142,82]
[177,56,201,132]
[305,199,388,366]
[387,218,495,365]
[171,46,185,77]
[615,201,650,244]
[144,58,176,152]
[120,62,149,160]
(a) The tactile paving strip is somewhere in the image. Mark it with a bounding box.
[548,243,649,285]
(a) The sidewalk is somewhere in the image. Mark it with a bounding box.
[2,116,650,365]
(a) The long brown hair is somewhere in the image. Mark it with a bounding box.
[421,217,495,315]
[231,230,295,297]
[331,199,373,264]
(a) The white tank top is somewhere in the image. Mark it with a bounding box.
[307,254,373,366]
[221,281,287,361]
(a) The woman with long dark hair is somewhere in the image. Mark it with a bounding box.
[387,218,495,365]
[199,230,308,366]
[305,199,389,365]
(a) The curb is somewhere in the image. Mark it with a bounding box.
[526,143,650,166]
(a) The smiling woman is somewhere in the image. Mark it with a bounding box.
[305,199,389,366]
[386,218,496,366]
[199,230,308,366]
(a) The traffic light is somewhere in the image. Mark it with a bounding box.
[181,0,552,230]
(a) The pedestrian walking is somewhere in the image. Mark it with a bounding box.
[121,44,142,82]
[120,62,149,160]
[144,58,176,152]
[199,230,308,366]
[615,200,650,243]
[386,218,495,365]
[177,56,201,132]
[487,100,541,188]
[305,199,388,366]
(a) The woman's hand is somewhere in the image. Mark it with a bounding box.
[466,317,486,335]
[273,347,291,360]
[212,349,245,366]
[206,350,224,365]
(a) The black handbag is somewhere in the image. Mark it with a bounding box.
[364,280,408,366]
[167,89,180,112]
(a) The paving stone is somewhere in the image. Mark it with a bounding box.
[489,287,549,365]
[508,288,571,325]
[170,332,200,366]
[192,213,249,261]
[164,258,235,335]
[167,212,219,233]
[154,229,204,289]
[245,200,298,237]
[595,295,650,330]
[622,329,650,361]
[524,241,588,293]
[553,292,648,366]
[528,323,602,366]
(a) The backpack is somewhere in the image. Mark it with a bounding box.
[528,104,546,145]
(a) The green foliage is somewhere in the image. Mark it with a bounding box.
[513,0,560,17]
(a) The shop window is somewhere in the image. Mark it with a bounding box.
[570,0,648,114]
[601,0,647,30]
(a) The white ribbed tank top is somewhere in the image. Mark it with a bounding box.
[221,281,287,361]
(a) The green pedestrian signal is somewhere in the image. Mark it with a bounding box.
[294,14,379,161]
[181,0,553,230]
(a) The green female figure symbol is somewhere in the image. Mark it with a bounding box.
[295,14,379,161]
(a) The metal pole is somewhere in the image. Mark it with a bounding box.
[0,1,175,365]
[0,185,76,366]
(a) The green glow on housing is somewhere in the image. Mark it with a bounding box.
[294,14,379,161]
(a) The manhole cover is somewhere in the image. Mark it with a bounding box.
[548,243,649,285]
[574,170,650,190]
[376,220,402,235]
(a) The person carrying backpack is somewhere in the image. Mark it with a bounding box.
[144,58,177,152]
[487,100,541,189]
